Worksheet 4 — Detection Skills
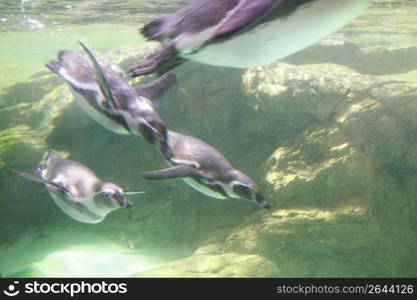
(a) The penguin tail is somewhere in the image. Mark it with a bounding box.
[57,50,70,62]
[45,50,70,74]
[140,19,164,40]
[46,50,82,74]
[45,60,61,74]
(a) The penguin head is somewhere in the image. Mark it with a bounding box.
[230,171,270,209]
[98,182,132,208]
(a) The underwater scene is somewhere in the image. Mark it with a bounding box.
[1,0,417,278]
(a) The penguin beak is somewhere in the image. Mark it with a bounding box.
[123,199,132,208]
[113,193,132,208]
[255,193,270,209]
[232,183,270,209]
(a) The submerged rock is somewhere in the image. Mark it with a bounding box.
[238,59,417,276]
[2,34,417,277]
[223,206,375,277]
[285,42,417,77]
[131,253,279,278]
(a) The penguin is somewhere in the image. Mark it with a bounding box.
[129,0,370,76]
[10,151,145,224]
[46,42,176,155]
[141,130,270,209]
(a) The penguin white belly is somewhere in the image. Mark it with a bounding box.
[82,196,119,221]
[183,0,369,67]
[181,177,227,200]
[49,192,104,224]
[70,87,130,135]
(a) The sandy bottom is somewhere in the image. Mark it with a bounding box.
[0,230,190,277]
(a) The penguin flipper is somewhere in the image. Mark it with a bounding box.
[135,72,177,100]
[141,165,206,180]
[79,42,118,110]
[140,18,164,40]
[9,169,71,194]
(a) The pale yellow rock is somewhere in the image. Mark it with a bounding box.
[131,254,279,278]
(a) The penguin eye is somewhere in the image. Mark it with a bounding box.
[100,191,116,200]
[112,192,132,208]
[112,191,124,202]
[232,184,253,200]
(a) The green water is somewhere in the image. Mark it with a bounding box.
[0,24,141,88]
[1,0,417,278]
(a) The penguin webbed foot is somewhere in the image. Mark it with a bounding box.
[129,44,178,77]
[140,19,164,40]
[155,56,186,77]
[45,60,61,74]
